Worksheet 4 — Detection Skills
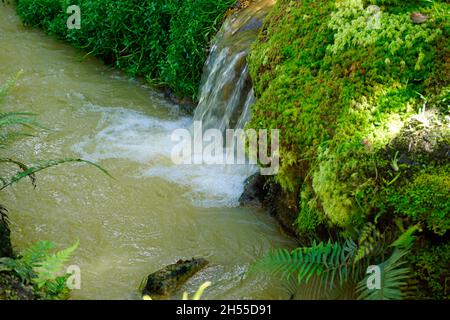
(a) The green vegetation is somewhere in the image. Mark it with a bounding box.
[248,0,449,299]
[410,243,450,299]
[0,240,78,299]
[15,0,237,100]
[253,224,416,299]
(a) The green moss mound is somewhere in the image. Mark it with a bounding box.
[248,0,449,298]
[15,0,237,100]
[248,0,449,229]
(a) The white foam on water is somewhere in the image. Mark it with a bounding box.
[72,104,257,207]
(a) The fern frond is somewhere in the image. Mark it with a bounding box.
[0,158,113,190]
[0,203,10,227]
[0,257,16,272]
[21,240,55,266]
[0,158,36,188]
[252,240,357,297]
[356,248,411,300]
[33,240,79,288]
[390,224,420,249]
[0,112,38,129]
[354,223,385,264]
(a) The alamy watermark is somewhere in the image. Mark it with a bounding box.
[170,121,280,175]
[366,265,381,290]
[66,5,81,30]
[66,265,81,290]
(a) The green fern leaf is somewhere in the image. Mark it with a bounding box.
[33,240,79,288]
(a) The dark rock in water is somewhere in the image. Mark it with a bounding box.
[142,258,209,297]
[265,181,301,238]
[239,174,268,207]
[240,174,305,239]
[0,206,13,258]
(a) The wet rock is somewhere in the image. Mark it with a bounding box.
[265,181,301,238]
[239,173,268,207]
[240,174,301,238]
[141,258,209,297]
[163,88,196,115]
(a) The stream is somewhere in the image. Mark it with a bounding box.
[0,4,295,299]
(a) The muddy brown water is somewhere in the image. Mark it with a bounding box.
[0,4,295,299]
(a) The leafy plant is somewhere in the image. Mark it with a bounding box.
[252,225,417,300]
[356,248,411,300]
[0,240,79,299]
[15,0,237,100]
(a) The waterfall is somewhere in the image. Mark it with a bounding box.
[193,0,275,132]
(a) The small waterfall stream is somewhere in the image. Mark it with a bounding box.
[194,0,275,132]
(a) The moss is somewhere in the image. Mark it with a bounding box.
[387,166,450,236]
[248,0,449,230]
[248,0,449,299]
[410,243,450,300]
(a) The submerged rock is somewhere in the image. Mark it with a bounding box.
[141,258,209,297]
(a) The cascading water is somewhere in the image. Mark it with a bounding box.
[193,0,275,132]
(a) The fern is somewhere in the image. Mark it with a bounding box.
[390,225,420,249]
[0,240,79,299]
[0,158,36,188]
[253,225,417,299]
[33,240,79,289]
[252,239,360,297]
[0,73,112,192]
[0,158,113,191]
[356,248,411,300]
[354,223,385,264]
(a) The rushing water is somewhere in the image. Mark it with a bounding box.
[0,4,295,299]
[194,0,275,132]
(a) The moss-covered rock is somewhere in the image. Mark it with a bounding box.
[248,0,449,298]
[248,0,449,231]
[0,272,35,300]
